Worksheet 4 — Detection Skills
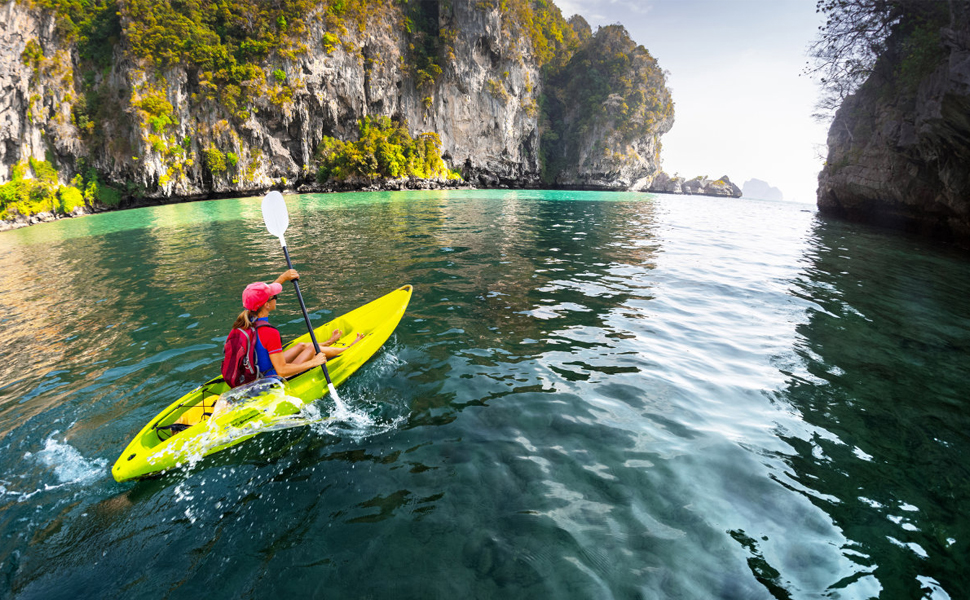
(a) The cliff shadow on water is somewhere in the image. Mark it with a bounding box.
[774,216,970,597]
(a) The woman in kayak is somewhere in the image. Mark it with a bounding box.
[238,269,363,378]
[174,269,362,428]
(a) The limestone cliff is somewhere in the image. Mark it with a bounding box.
[817,13,970,246]
[541,23,674,191]
[0,0,675,224]
[1,1,540,194]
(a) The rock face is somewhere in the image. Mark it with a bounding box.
[0,1,679,221]
[0,1,542,198]
[0,3,81,183]
[742,178,783,201]
[541,24,674,191]
[648,172,742,198]
[817,22,970,246]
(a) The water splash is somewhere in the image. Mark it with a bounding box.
[310,387,407,441]
[34,433,108,485]
[1,433,109,502]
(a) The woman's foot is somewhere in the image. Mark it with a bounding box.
[347,332,365,347]
[324,329,342,345]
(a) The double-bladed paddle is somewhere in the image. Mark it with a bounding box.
[261,190,342,402]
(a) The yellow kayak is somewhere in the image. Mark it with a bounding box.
[112,285,412,482]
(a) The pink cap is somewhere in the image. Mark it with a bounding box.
[242,281,283,310]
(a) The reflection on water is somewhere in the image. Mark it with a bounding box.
[776,220,970,598]
[0,191,968,598]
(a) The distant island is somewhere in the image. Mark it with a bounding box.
[742,179,783,201]
[648,173,742,198]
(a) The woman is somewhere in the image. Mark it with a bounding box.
[175,269,362,428]
[238,269,362,379]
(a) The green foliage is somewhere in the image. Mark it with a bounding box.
[11,163,28,182]
[486,0,583,68]
[896,21,945,95]
[95,182,122,206]
[321,32,340,53]
[272,68,287,82]
[133,86,176,133]
[29,156,59,185]
[57,185,85,212]
[0,160,58,219]
[77,165,120,207]
[30,0,122,69]
[808,0,951,119]
[315,116,457,183]
[21,39,44,80]
[0,158,124,220]
[539,24,673,183]
[204,146,228,175]
[486,79,509,103]
[409,0,443,87]
[118,0,320,116]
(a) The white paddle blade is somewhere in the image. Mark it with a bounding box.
[262,191,289,241]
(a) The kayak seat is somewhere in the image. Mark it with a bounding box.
[155,423,191,440]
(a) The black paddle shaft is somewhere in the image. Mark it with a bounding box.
[281,246,333,384]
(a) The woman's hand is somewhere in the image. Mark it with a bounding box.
[275,269,300,284]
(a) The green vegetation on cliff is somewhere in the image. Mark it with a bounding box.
[539,24,673,182]
[315,117,461,183]
[0,157,119,221]
[30,0,121,68]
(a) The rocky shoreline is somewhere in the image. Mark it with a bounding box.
[647,173,743,197]
[0,174,745,233]
[816,12,970,248]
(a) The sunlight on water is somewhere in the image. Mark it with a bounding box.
[1,191,968,599]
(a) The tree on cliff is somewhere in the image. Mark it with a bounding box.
[807,0,953,120]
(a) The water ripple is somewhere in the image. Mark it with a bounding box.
[1,191,969,598]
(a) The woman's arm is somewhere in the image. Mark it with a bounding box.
[268,348,326,378]
[274,269,299,285]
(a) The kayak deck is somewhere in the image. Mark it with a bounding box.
[112,284,412,482]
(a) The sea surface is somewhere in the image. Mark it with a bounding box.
[0,190,967,599]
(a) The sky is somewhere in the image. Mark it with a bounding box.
[555,0,830,203]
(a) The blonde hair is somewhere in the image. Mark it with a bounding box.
[233,309,259,330]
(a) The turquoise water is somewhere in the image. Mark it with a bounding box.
[0,190,968,598]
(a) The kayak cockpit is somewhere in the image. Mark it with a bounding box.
[144,380,230,448]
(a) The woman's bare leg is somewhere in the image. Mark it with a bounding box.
[320,333,365,358]
[282,342,314,363]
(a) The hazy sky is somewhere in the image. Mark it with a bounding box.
[556,0,830,203]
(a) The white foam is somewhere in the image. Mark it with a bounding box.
[1,434,109,502]
[311,389,407,441]
[35,433,107,485]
